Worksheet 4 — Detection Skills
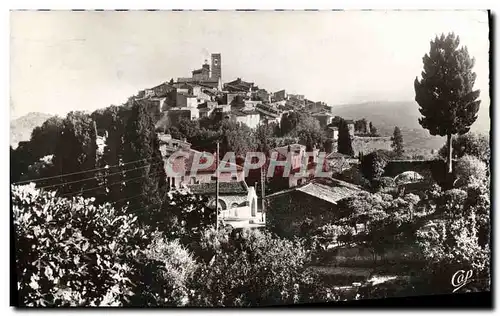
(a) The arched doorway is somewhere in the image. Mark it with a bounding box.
[209,198,227,211]
[251,198,257,217]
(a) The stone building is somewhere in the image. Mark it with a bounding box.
[165,148,245,189]
[177,53,223,90]
[188,181,259,220]
[265,178,364,238]
[231,110,261,129]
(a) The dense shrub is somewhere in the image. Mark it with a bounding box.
[454,155,487,187]
[12,184,150,306]
[415,186,490,293]
[372,176,396,192]
[129,234,198,306]
[187,228,330,306]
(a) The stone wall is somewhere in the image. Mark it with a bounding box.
[383,159,446,179]
[351,136,392,157]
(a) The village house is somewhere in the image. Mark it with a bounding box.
[255,103,282,125]
[312,112,334,128]
[272,89,287,102]
[187,181,260,223]
[157,133,191,157]
[265,177,364,238]
[197,101,218,118]
[269,143,308,172]
[307,101,330,114]
[327,126,339,141]
[224,78,256,95]
[164,148,245,189]
[231,109,261,129]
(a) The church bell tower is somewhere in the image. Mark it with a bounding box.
[211,53,221,82]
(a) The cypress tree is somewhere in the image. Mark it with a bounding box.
[391,126,404,158]
[414,32,481,174]
[338,118,354,156]
[52,111,98,197]
[122,101,167,226]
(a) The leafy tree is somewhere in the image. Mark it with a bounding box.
[187,228,330,306]
[169,78,174,85]
[295,115,325,151]
[280,111,301,136]
[10,143,37,183]
[122,102,167,226]
[369,122,379,137]
[330,116,343,127]
[29,116,64,159]
[391,126,405,157]
[12,184,150,306]
[51,111,98,197]
[160,190,216,244]
[416,188,489,292]
[255,122,278,154]
[129,234,198,306]
[337,119,354,156]
[454,155,487,187]
[177,118,203,141]
[354,119,369,134]
[218,120,257,157]
[360,151,387,182]
[438,132,490,164]
[414,33,481,175]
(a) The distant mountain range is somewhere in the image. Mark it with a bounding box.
[10,112,53,148]
[331,100,490,152]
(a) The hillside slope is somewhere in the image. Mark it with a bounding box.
[331,100,490,152]
[10,112,53,148]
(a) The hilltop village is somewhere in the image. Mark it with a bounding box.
[130,53,392,152]
[11,41,490,306]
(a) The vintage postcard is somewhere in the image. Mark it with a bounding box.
[10,10,491,307]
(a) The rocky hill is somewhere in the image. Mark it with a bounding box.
[10,112,53,148]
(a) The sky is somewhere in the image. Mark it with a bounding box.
[10,10,490,123]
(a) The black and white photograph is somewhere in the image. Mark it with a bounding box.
[9,8,492,307]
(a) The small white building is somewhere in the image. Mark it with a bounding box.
[233,110,261,129]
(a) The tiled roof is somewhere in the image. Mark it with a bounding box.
[326,152,349,160]
[271,143,305,157]
[187,181,248,195]
[167,149,244,174]
[232,109,259,116]
[266,177,363,204]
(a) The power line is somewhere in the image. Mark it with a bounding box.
[35,161,164,190]
[58,169,165,198]
[13,156,158,185]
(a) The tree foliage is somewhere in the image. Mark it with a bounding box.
[337,119,354,156]
[391,126,404,157]
[416,187,489,292]
[29,116,65,160]
[360,151,387,181]
[438,132,490,164]
[295,115,325,151]
[187,228,329,306]
[12,184,150,306]
[51,111,98,197]
[414,33,481,173]
[122,102,166,225]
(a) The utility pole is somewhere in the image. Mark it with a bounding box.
[261,165,266,222]
[215,142,220,230]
